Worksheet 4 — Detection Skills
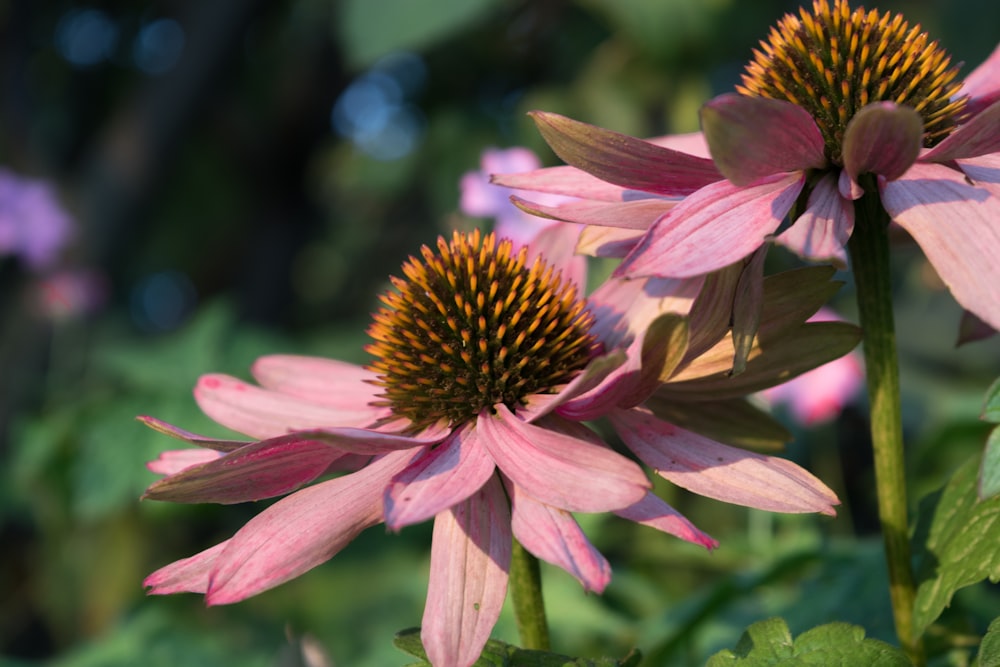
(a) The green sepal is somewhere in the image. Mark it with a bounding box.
[706,617,911,666]
[392,628,642,666]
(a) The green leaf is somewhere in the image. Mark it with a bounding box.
[392,628,641,666]
[979,617,1000,667]
[983,377,1000,424]
[912,457,1000,635]
[980,427,1000,501]
[706,618,911,666]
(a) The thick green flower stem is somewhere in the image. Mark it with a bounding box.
[510,539,550,651]
[848,182,923,665]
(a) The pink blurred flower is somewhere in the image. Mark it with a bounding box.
[33,268,109,320]
[0,168,75,271]
[141,228,839,667]
[499,2,1000,331]
[760,309,864,426]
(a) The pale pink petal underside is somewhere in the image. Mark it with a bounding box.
[146,448,223,475]
[958,42,1000,116]
[881,162,1000,331]
[617,172,803,279]
[512,194,676,230]
[506,478,611,593]
[251,355,387,415]
[576,225,644,258]
[842,102,922,183]
[422,475,511,667]
[384,425,496,530]
[145,540,230,595]
[491,165,640,202]
[777,172,853,267]
[204,449,417,605]
[610,408,839,515]
[478,405,649,512]
[613,492,717,549]
[700,93,826,186]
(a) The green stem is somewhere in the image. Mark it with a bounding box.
[848,181,923,665]
[509,539,550,651]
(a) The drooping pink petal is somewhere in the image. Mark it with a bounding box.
[142,434,349,504]
[491,165,641,202]
[477,405,649,512]
[576,225,644,258]
[959,42,1000,117]
[529,111,723,196]
[921,101,1000,162]
[422,475,511,667]
[137,415,248,452]
[616,172,804,279]
[613,492,717,550]
[146,448,223,475]
[511,194,676,230]
[777,172,854,266]
[700,93,826,186]
[384,424,496,530]
[880,162,1000,331]
[203,449,417,605]
[251,355,387,415]
[842,103,923,184]
[145,540,230,595]
[194,374,377,438]
[505,477,611,593]
[609,408,839,515]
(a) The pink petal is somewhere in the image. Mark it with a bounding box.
[477,406,649,512]
[648,131,711,158]
[137,415,247,452]
[700,93,826,186]
[145,540,230,595]
[613,492,717,549]
[520,220,588,292]
[505,477,611,593]
[881,162,1000,331]
[422,475,510,667]
[251,355,387,415]
[777,172,854,267]
[959,42,1000,117]
[512,194,676,230]
[616,173,803,279]
[576,225,644,258]
[142,434,349,504]
[530,111,723,196]
[842,103,923,184]
[195,374,377,438]
[384,425,496,530]
[921,101,1000,162]
[491,165,641,202]
[146,448,224,476]
[610,408,839,515]
[204,449,417,605]
[518,351,626,422]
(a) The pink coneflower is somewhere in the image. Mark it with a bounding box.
[141,229,841,667]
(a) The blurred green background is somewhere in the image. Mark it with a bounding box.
[2,0,999,665]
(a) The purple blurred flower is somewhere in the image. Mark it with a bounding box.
[0,168,74,270]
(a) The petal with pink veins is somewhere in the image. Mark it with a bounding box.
[778,172,854,267]
[147,448,223,476]
[921,101,1000,162]
[145,540,230,595]
[505,477,611,593]
[384,424,496,530]
[478,405,649,512]
[617,172,804,279]
[529,111,723,196]
[958,43,1000,117]
[511,194,676,231]
[491,165,642,202]
[610,408,839,515]
[881,162,1000,331]
[422,475,511,667]
[700,93,826,186]
[251,355,387,416]
[203,449,417,605]
[518,350,626,422]
[842,103,923,183]
[613,492,717,550]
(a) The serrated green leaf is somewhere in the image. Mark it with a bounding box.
[979,617,1000,667]
[392,628,640,666]
[706,618,910,666]
[979,427,1000,500]
[913,457,1000,634]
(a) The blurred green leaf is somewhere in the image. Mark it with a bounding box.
[705,617,910,666]
[393,628,641,666]
[913,457,1000,635]
[979,617,1000,667]
[336,0,501,69]
[980,428,1000,501]
[982,378,1000,423]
